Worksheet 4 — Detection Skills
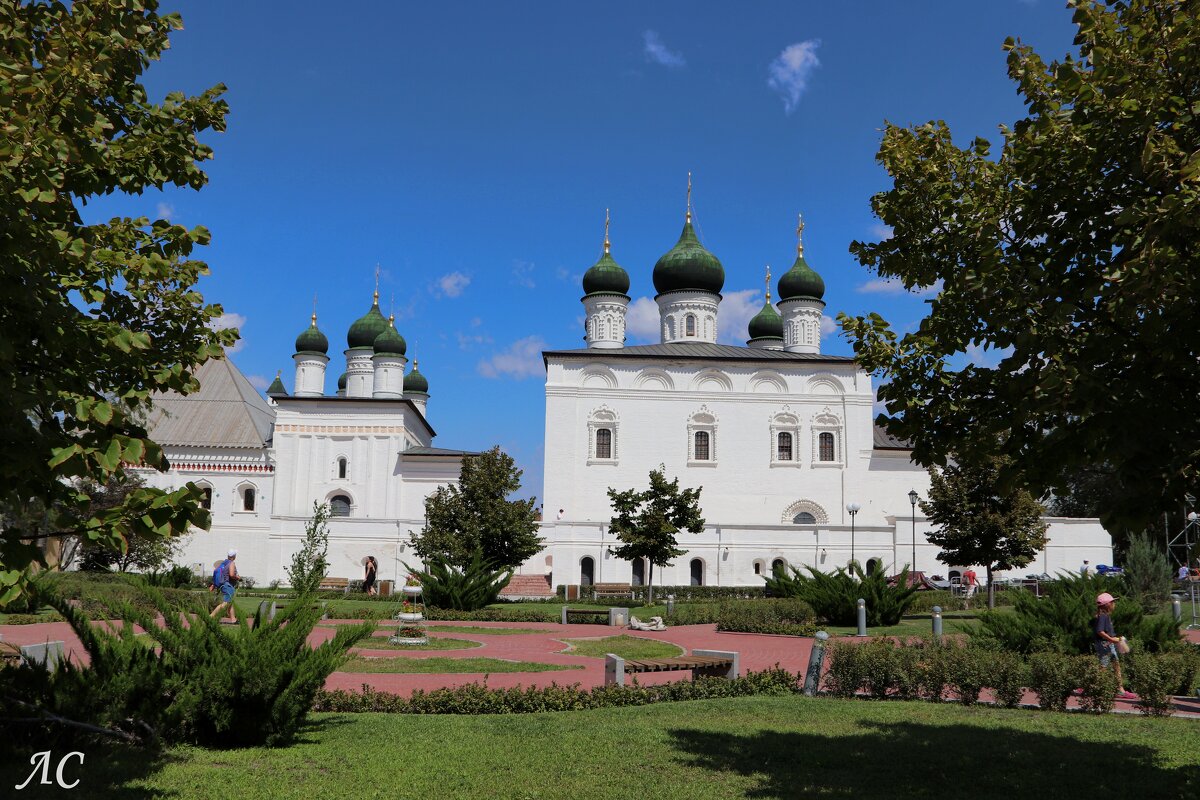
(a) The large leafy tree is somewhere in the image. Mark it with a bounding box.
[607,467,705,603]
[411,446,543,570]
[922,456,1049,608]
[839,0,1200,533]
[0,1,232,606]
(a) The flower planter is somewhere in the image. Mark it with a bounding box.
[387,636,428,646]
[396,612,423,623]
[403,585,422,597]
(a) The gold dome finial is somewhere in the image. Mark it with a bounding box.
[603,208,611,255]
[796,213,805,257]
[413,358,419,370]
[312,292,318,324]
[686,172,693,224]
[276,369,281,377]
[373,264,381,303]
[388,313,396,327]
[765,265,772,303]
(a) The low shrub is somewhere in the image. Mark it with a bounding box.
[823,641,866,699]
[313,666,800,714]
[409,552,511,611]
[945,644,988,706]
[715,598,816,636]
[0,612,65,625]
[665,602,724,625]
[1028,651,1076,711]
[40,572,213,617]
[1125,653,1175,716]
[144,564,201,589]
[1075,656,1118,714]
[765,561,919,626]
[556,585,768,603]
[424,607,560,623]
[990,651,1028,708]
[914,641,952,702]
[857,639,903,699]
[1158,647,1200,695]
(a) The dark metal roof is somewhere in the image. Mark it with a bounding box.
[543,343,856,365]
[873,421,912,450]
[403,446,477,457]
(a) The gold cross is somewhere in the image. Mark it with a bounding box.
[796,213,805,257]
[604,208,611,254]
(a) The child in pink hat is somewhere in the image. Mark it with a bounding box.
[1092,593,1136,700]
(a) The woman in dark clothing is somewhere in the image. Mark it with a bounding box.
[1093,592,1135,699]
[363,556,378,596]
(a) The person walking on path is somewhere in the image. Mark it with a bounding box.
[1080,560,1090,575]
[1093,592,1136,700]
[209,549,240,623]
[363,555,378,596]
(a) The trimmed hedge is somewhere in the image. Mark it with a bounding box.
[556,585,768,603]
[714,598,816,636]
[313,666,799,714]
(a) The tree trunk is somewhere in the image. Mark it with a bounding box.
[986,564,995,609]
[648,562,654,605]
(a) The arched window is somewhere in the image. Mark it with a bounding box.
[793,512,816,524]
[866,558,880,575]
[330,495,351,517]
[337,457,348,479]
[753,561,762,576]
[580,556,595,587]
[632,558,646,587]
[596,428,612,459]
[777,432,793,461]
[689,558,704,586]
[685,314,696,337]
[694,431,710,461]
[241,486,255,512]
[819,432,835,462]
[772,558,787,575]
[199,486,212,511]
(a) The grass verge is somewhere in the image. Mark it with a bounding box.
[338,656,580,674]
[355,635,482,651]
[560,634,682,660]
[424,625,549,636]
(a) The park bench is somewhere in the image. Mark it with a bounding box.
[604,649,739,686]
[592,582,633,600]
[258,599,329,622]
[561,605,629,626]
[318,577,351,594]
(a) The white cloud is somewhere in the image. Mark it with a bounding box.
[870,223,893,240]
[767,40,821,114]
[456,330,493,350]
[626,297,660,342]
[821,314,838,337]
[643,31,685,69]
[155,202,175,220]
[856,277,908,295]
[478,336,547,380]
[433,271,470,298]
[716,289,760,345]
[511,260,536,289]
[556,266,585,284]
[966,342,1014,369]
[247,374,270,391]
[211,312,246,353]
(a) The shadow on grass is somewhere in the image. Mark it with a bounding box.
[668,719,1200,798]
[0,741,178,800]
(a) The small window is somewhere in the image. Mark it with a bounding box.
[694,431,710,461]
[337,457,348,479]
[330,495,351,517]
[753,561,762,575]
[777,432,793,461]
[689,558,704,586]
[685,314,696,337]
[596,428,612,459]
[793,512,816,524]
[819,432,836,462]
[580,556,595,587]
[199,486,212,511]
[242,487,255,512]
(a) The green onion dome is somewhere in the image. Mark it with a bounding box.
[747,299,784,340]
[404,360,429,394]
[266,372,287,396]
[346,294,389,349]
[294,314,329,354]
[652,220,725,295]
[373,316,407,357]
[777,252,825,301]
[582,251,630,296]
[337,372,347,391]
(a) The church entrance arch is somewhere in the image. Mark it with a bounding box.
[689,558,704,586]
[632,558,646,587]
[580,556,595,587]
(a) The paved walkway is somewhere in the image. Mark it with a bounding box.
[5,618,1198,717]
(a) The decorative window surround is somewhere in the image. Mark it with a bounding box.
[781,499,829,524]
[811,408,844,467]
[769,409,802,467]
[687,406,718,467]
[587,406,619,465]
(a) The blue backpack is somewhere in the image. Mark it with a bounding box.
[213,558,230,587]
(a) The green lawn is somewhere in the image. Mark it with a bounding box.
[356,635,482,651]
[339,656,580,674]
[424,625,550,636]
[823,614,981,639]
[3,695,1197,799]
[561,634,682,660]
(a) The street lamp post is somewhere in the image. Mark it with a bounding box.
[908,489,919,577]
[846,502,861,566]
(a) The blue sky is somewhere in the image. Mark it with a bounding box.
[84,1,1079,504]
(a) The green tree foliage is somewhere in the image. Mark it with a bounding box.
[409,551,512,611]
[411,446,542,570]
[71,473,180,572]
[764,561,919,626]
[1123,531,1173,613]
[607,467,705,603]
[973,572,1179,654]
[0,1,233,606]
[286,502,331,594]
[839,0,1200,533]
[0,579,372,747]
[922,456,1048,607]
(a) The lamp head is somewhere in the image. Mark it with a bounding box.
[908,489,918,505]
[846,502,861,514]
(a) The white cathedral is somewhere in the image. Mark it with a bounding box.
[140,205,1111,592]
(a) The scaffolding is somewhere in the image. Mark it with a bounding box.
[1166,497,1200,630]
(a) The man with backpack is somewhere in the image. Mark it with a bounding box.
[209,549,240,623]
